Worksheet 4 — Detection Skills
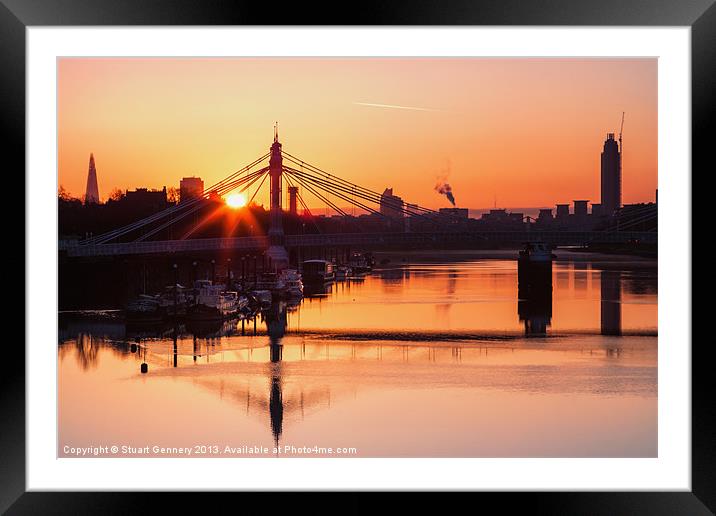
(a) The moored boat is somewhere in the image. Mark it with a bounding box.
[517,242,555,298]
[518,242,556,263]
[335,265,352,280]
[279,268,304,297]
[125,294,162,323]
[349,252,373,274]
[186,280,245,321]
[250,289,272,307]
[254,272,286,294]
[158,284,190,317]
[301,259,335,283]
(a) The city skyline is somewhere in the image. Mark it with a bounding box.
[58,57,657,208]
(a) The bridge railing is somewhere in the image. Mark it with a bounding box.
[66,236,269,257]
[64,230,656,258]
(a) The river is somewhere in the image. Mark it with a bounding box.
[58,251,657,457]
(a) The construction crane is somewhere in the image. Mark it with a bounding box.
[619,111,625,153]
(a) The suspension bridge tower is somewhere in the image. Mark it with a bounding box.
[266,124,290,271]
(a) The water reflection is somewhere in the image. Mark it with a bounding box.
[269,373,283,446]
[600,270,622,336]
[58,255,658,457]
[517,261,553,337]
[70,334,100,370]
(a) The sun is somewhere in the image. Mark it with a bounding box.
[225,192,247,209]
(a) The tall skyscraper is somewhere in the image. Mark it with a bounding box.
[84,153,100,204]
[600,133,621,216]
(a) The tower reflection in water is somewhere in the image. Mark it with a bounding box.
[263,301,288,446]
[600,270,622,336]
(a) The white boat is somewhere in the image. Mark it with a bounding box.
[188,280,243,320]
[254,272,286,293]
[279,269,304,297]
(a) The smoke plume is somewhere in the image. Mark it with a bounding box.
[434,161,456,206]
[435,182,455,206]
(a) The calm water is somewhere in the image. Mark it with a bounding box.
[58,252,657,457]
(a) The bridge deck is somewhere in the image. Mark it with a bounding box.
[63,231,656,258]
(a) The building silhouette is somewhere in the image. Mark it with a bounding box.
[601,133,621,216]
[179,176,204,202]
[380,188,404,220]
[288,186,299,215]
[439,207,469,219]
[573,200,589,218]
[124,187,169,211]
[84,153,100,205]
[555,204,570,219]
[538,208,553,222]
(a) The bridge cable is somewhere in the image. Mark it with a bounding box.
[282,151,439,217]
[84,159,269,245]
[284,173,322,234]
[285,166,451,229]
[282,170,349,217]
[82,153,270,245]
[285,167,385,219]
[180,169,270,240]
[133,168,269,242]
[282,156,452,223]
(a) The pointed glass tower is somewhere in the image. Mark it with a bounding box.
[84,153,100,204]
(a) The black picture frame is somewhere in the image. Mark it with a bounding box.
[3,1,710,513]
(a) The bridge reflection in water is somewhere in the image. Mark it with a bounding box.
[62,275,631,450]
[58,258,655,456]
[265,301,287,446]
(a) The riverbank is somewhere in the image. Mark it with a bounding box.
[372,248,657,264]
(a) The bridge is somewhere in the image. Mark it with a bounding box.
[64,230,655,258]
[67,127,656,262]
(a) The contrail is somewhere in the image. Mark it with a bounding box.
[354,102,442,112]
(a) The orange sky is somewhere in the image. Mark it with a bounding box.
[58,57,657,209]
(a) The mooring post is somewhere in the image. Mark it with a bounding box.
[172,263,178,317]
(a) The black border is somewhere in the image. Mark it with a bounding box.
[3,1,711,513]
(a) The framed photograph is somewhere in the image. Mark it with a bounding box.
[5,0,710,512]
